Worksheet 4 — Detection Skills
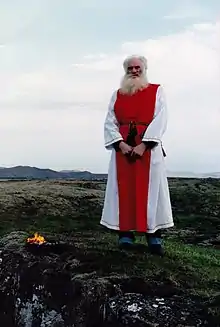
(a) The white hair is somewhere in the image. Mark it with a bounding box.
[120,55,149,95]
[123,55,148,73]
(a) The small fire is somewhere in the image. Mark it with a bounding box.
[27,233,46,245]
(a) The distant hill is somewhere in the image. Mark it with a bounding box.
[167,171,220,178]
[0,166,218,180]
[0,166,107,180]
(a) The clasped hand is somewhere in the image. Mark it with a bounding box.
[119,141,146,157]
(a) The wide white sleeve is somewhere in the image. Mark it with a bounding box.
[104,90,123,150]
[142,85,168,144]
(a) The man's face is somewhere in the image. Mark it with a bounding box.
[126,58,142,78]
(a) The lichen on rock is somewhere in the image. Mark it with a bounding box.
[0,231,217,327]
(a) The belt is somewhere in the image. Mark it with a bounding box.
[119,121,150,127]
[119,120,167,157]
[119,121,149,141]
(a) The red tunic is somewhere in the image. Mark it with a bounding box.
[114,84,159,232]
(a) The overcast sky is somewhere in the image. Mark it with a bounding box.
[0,0,219,173]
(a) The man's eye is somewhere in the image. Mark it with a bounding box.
[128,66,140,70]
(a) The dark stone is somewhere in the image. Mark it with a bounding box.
[0,231,218,327]
[104,293,210,326]
[25,241,75,256]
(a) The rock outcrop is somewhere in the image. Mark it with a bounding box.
[0,231,217,327]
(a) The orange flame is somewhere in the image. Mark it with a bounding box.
[27,233,46,245]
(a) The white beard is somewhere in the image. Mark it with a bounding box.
[119,74,149,95]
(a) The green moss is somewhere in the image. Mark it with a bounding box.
[0,179,219,318]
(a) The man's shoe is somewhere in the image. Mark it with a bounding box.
[146,233,164,257]
[148,244,164,257]
[118,231,135,250]
[118,236,134,250]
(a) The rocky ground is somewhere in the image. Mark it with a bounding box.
[0,179,219,326]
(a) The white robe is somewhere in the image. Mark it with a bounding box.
[100,86,174,233]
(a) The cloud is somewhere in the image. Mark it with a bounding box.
[75,21,220,169]
[164,1,214,20]
[0,20,219,173]
[0,1,47,44]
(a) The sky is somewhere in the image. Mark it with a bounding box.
[0,0,219,173]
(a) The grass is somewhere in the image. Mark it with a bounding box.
[164,240,220,296]
[0,179,219,318]
[1,212,219,301]
[89,232,220,298]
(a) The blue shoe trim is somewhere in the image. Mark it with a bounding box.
[118,237,133,245]
[148,237,162,245]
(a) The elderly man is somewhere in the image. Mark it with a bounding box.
[100,55,173,256]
